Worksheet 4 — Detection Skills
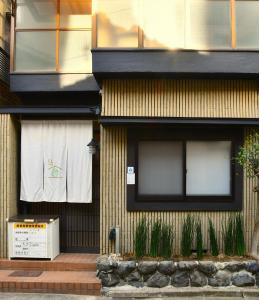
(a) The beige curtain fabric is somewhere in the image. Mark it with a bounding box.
[67,121,93,203]
[20,120,44,202]
[43,121,67,202]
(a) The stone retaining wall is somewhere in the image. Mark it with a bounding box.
[97,256,259,289]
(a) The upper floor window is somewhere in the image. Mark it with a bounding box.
[15,0,92,72]
[0,0,11,53]
[95,0,259,50]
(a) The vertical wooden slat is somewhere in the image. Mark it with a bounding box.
[101,79,259,119]
[100,126,258,255]
[100,79,259,255]
[0,115,18,258]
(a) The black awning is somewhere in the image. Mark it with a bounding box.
[0,105,100,116]
[100,117,259,126]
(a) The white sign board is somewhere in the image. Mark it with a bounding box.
[127,173,135,185]
[13,223,47,258]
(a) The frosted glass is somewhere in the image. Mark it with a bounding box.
[143,0,184,48]
[138,141,183,195]
[96,0,139,47]
[59,31,92,73]
[236,1,259,48]
[186,0,231,49]
[186,141,231,195]
[60,0,92,28]
[16,0,56,29]
[15,32,56,71]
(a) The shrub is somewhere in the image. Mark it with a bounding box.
[134,217,148,258]
[223,216,235,256]
[160,224,173,259]
[196,219,203,259]
[208,219,219,256]
[150,220,161,257]
[234,213,246,256]
[181,214,194,257]
[235,132,259,177]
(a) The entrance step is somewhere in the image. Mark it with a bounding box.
[0,270,101,295]
[0,253,98,272]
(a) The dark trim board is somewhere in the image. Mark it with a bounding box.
[0,105,100,116]
[10,73,100,92]
[100,117,259,126]
[92,49,259,78]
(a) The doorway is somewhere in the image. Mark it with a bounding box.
[19,122,100,253]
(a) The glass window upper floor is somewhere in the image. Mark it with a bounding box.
[95,0,259,49]
[14,0,92,72]
[13,0,259,73]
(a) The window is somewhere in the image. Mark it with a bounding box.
[143,0,231,49]
[15,0,92,72]
[185,0,231,49]
[0,0,11,52]
[96,0,139,47]
[186,141,231,195]
[235,0,259,49]
[138,141,183,195]
[95,0,259,50]
[127,127,243,211]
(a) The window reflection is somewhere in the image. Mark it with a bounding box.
[236,0,259,49]
[96,0,139,47]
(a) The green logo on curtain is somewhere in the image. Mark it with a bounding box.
[48,160,63,178]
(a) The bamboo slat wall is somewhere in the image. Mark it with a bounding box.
[100,79,259,255]
[100,127,257,255]
[102,79,259,118]
[0,115,18,258]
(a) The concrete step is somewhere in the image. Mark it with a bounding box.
[0,253,98,272]
[0,270,101,295]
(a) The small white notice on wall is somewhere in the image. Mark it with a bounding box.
[127,167,134,174]
[127,173,135,185]
[13,223,47,258]
[127,166,135,184]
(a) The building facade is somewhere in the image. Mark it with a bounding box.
[0,0,259,257]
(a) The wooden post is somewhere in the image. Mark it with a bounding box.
[251,170,259,257]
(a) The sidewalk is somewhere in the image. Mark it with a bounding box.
[0,293,258,300]
[0,294,107,300]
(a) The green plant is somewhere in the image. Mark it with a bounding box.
[160,224,173,259]
[134,217,148,258]
[223,216,235,256]
[235,131,259,257]
[150,220,161,257]
[235,132,259,178]
[181,214,194,257]
[196,219,203,259]
[234,213,246,256]
[208,219,219,256]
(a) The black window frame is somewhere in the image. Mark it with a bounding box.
[127,126,243,211]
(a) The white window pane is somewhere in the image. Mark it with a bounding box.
[15,32,56,71]
[236,1,259,49]
[59,31,92,73]
[60,0,92,28]
[143,0,184,48]
[16,0,56,29]
[96,0,139,47]
[138,141,183,195]
[186,0,231,49]
[186,141,231,195]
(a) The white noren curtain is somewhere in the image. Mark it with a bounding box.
[20,120,93,203]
